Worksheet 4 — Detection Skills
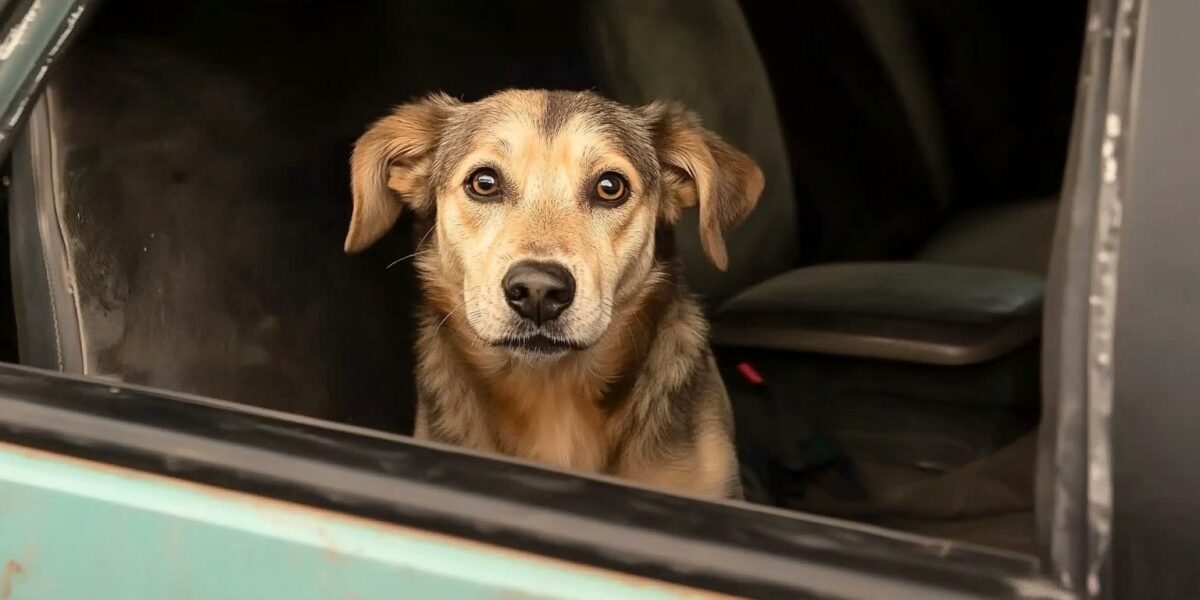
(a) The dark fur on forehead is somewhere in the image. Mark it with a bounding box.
[427,101,501,193]
[426,90,661,193]
[541,91,660,188]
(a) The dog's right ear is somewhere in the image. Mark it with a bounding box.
[345,93,459,254]
[642,101,764,271]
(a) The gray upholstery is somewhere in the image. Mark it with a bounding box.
[844,0,953,207]
[919,198,1059,276]
[10,62,417,425]
[714,262,1044,366]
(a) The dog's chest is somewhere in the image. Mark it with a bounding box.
[489,371,609,472]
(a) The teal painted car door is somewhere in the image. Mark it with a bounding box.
[0,441,714,599]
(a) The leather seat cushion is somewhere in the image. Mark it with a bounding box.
[713,262,1044,366]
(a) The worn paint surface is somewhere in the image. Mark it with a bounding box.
[0,0,92,153]
[0,443,723,600]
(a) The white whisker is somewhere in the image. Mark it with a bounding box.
[433,301,466,337]
[470,329,487,349]
[386,250,430,269]
[415,223,436,250]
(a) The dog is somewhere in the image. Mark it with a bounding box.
[344,89,762,499]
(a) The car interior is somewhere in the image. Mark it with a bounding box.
[0,0,1087,558]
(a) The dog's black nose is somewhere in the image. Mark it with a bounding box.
[502,261,575,325]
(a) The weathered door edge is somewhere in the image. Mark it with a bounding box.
[1037,0,1139,595]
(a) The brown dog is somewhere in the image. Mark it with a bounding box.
[345,90,762,498]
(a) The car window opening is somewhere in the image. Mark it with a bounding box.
[0,0,1089,562]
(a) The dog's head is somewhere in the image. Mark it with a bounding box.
[346,90,762,360]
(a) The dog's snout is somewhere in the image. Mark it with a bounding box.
[502,261,575,325]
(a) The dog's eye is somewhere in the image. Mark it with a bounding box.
[593,172,629,204]
[466,168,502,199]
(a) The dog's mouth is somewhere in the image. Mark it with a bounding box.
[494,335,586,354]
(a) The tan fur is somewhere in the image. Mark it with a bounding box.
[347,90,761,499]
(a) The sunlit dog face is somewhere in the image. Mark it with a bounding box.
[345,90,762,361]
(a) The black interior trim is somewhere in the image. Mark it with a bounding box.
[0,362,1065,600]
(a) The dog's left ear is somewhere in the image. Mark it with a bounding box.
[345,93,460,254]
[643,101,764,271]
